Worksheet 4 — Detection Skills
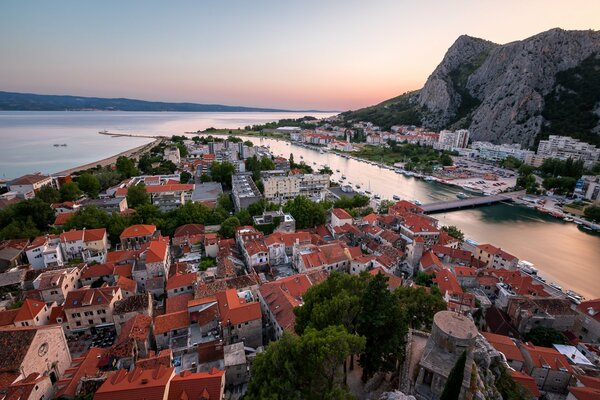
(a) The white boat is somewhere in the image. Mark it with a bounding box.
[535,275,546,283]
[413,199,422,206]
[424,176,435,181]
[566,290,584,300]
[550,282,563,292]
[341,175,346,180]
[393,195,400,200]
[563,217,574,222]
[456,192,469,199]
[567,295,581,305]
[518,260,538,275]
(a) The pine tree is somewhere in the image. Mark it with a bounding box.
[440,351,467,400]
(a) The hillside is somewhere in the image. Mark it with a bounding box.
[344,28,600,148]
[0,91,291,112]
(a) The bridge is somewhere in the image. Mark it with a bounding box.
[421,190,526,214]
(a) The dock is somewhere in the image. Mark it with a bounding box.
[421,190,526,213]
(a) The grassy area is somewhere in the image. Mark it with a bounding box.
[351,143,449,172]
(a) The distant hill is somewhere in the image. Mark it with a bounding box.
[343,28,600,148]
[0,91,295,112]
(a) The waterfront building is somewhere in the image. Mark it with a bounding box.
[471,141,535,162]
[576,175,600,203]
[231,173,262,212]
[519,342,574,393]
[436,129,470,150]
[536,135,600,168]
[7,173,55,199]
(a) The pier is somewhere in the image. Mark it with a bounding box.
[421,190,526,213]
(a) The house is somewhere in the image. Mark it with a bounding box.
[79,262,115,287]
[573,298,600,343]
[566,375,600,400]
[0,325,71,386]
[506,297,577,334]
[132,236,171,296]
[54,347,108,399]
[452,266,478,288]
[475,243,518,269]
[12,298,53,328]
[153,310,191,352]
[25,235,64,270]
[0,372,54,400]
[8,174,54,198]
[350,254,377,275]
[258,272,326,340]
[419,251,442,274]
[519,342,574,393]
[59,228,109,264]
[120,224,157,250]
[33,266,81,304]
[399,214,440,248]
[113,293,153,334]
[331,208,352,228]
[82,197,128,214]
[167,369,225,400]
[224,342,248,387]
[215,288,262,349]
[0,239,29,271]
[94,365,175,400]
[509,370,541,399]
[166,272,197,297]
[115,276,138,298]
[108,314,153,369]
[264,231,311,266]
[63,286,123,332]
[481,332,524,371]
[295,242,353,273]
[172,224,205,248]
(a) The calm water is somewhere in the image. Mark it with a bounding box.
[1,112,598,298]
[0,111,334,178]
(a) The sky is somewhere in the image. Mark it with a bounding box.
[1,1,600,111]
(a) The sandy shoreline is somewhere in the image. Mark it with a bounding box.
[52,138,162,176]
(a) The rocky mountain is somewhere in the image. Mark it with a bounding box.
[344,28,600,147]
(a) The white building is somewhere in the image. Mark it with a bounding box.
[263,173,329,204]
[537,135,600,168]
[471,141,535,162]
[25,235,64,269]
[164,146,181,164]
[436,129,470,150]
[8,174,54,199]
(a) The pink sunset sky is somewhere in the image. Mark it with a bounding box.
[1,0,600,110]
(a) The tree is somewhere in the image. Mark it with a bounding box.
[200,173,212,183]
[116,156,139,178]
[59,182,82,202]
[36,185,60,203]
[525,326,568,347]
[64,206,110,230]
[245,327,364,400]
[378,200,395,214]
[199,257,216,271]
[415,271,434,287]
[440,153,453,167]
[0,219,40,240]
[441,225,464,243]
[319,166,333,175]
[8,198,55,231]
[180,171,192,184]
[219,216,240,238]
[77,173,101,198]
[395,287,446,330]
[584,205,600,222]
[500,156,523,169]
[177,142,188,158]
[217,193,234,213]
[126,183,151,208]
[294,272,369,335]
[357,273,407,381]
[210,161,235,187]
[440,351,467,400]
[283,196,327,229]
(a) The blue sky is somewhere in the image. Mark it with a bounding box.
[1,0,599,110]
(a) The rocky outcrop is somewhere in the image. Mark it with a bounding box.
[416,29,600,146]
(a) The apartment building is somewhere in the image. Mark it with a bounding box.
[536,135,600,168]
[231,173,263,212]
[63,286,123,332]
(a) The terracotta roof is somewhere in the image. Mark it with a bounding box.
[64,287,119,310]
[136,349,172,370]
[13,298,46,322]
[84,228,107,242]
[433,268,462,296]
[145,238,169,264]
[113,264,133,278]
[259,274,314,332]
[195,274,259,299]
[569,386,600,400]
[53,212,75,226]
[264,231,311,247]
[520,342,573,373]
[361,213,378,224]
[81,263,115,279]
[107,249,140,265]
[431,245,472,261]
[113,294,150,315]
[115,276,137,293]
[108,314,153,358]
[154,311,189,334]
[9,174,50,185]
[402,213,439,234]
[0,309,18,327]
[0,326,61,373]
[215,289,261,325]
[173,224,205,238]
[481,332,524,363]
[453,266,477,277]
[577,298,600,322]
[94,365,174,400]
[0,372,48,399]
[369,268,402,290]
[54,348,107,398]
[332,208,352,220]
[166,293,194,314]
[120,224,157,239]
[166,272,197,291]
[48,305,65,324]
[509,370,541,398]
[167,369,224,400]
[420,251,442,270]
[242,239,267,256]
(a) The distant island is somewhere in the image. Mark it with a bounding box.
[0,90,320,112]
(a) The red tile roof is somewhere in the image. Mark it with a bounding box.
[153,311,190,334]
[431,245,472,261]
[520,342,573,373]
[420,251,442,270]
[81,263,115,279]
[509,370,541,398]
[55,348,107,398]
[577,298,600,322]
[53,212,75,226]
[215,289,261,325]
[113,264,133,278]
[569,386,600,400]
[453,266,477,277]
[166,293,194,314]
[166,272,197,291]
[0,309,18,327]
[145,237,169,264]
[115,276,137,293]
[243,239,267,256]
[259,274,314,332]
[332,208,352,220]
[120,224,157,239]
[369,268,402,290]
[95,365,174,400]
[173,224,205,238]
[14,298,46,322]
[481,332,524,363]
[264,231,312,247]
[433,268,462,296]
[64,287,119,310]
[361,213,378,224]
[167,369,224,400]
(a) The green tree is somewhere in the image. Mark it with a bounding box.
[395,287,446,330]
[7,198,55,231]
[234,208,253,226]
[415,271,434,287]
[116,156,139,178]
[199,257,216,271]
[319,166,333,175]
[77,173,101,198]
[584,205,600,222]
[177,142,188,158]
[64,206,110,230]
[441,225,465,243]
[59,182,82,202]
[180,171,192,184]
[357,273,407,381]
[245,327,364,400]
[378,199,395,214]
[219,216,241,238]
[210,161,235,187]
[283,196,327,229]
[217,193,234,213]
[524,326,568,347]
[126,184,151,208]
[294,272,369,335]
[0,219,40,240]
[200,173,212,182]
[500,156,523,169]
[440,351,467,400]
[440,153,453,167]
[36,185,60,204]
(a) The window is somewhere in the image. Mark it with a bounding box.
[76,321,81,326]
[101,318,106,323]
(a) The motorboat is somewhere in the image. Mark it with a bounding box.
[456,192,469,199]
[549,282,563,292]
[413,199,422,206]
[374,194,381,200]
[563,217,574,222]
[393,195,400,200]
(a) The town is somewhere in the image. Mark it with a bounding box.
[0,121,598,400]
